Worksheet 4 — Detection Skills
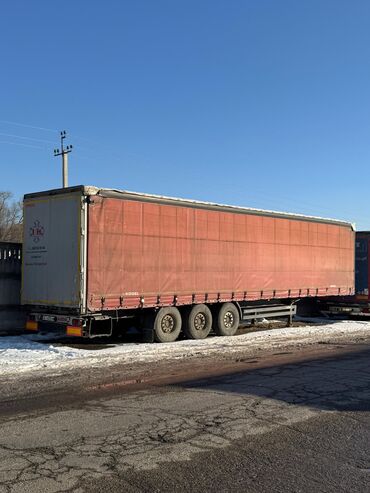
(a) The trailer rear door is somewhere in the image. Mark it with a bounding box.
[21,192,85,310]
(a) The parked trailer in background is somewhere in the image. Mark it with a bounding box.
[22,186,355,341]
[354,231,370,302]
[319,231,370,318]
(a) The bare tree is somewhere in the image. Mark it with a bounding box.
[0,192,23,243]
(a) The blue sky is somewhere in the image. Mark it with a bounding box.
[1,0,370,228]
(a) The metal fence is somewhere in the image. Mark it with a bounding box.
[0,242,24,331]
[0,242,22,306]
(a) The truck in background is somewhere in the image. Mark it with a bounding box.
[22,186,355,342]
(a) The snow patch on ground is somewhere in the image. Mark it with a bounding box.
[0,320,369,376]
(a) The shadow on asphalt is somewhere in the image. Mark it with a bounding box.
[178,346,370,412]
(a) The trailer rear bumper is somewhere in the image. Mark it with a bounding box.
[25,312,115,338]
[25,312,86,337]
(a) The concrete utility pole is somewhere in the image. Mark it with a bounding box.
[54,130,73,188]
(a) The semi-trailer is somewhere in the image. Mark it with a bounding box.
[355,231,370,302]
[22,186,355,342]
[319,231,370,317]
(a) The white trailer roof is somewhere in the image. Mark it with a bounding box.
[24,185,355,229]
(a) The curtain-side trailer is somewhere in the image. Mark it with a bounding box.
[22,186,355,342]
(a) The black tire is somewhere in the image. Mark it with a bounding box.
[184,304,212,340]
[214,303,240,336]
[153,307,182,343]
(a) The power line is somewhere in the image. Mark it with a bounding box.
[0,140,44,149]
[0,132,55,145]
[0,120,58,133]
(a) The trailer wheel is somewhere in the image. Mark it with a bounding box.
[184,304,212,340]
[154,307,182,343]
[214,303,240,336]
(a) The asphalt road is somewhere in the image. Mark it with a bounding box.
[0,339,369,492]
